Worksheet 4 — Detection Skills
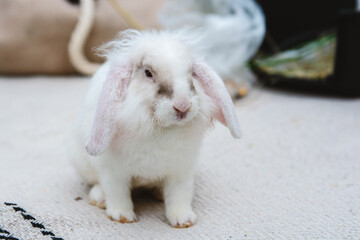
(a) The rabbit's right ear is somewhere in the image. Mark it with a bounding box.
[86,65,131,156]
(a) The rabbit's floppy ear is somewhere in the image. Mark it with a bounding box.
[193,62,241,138]
[86,65,132,156]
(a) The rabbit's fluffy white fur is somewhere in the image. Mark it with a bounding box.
[69,29,240,228]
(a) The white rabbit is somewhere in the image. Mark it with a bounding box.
[69,29,240,228]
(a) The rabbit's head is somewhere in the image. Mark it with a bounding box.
[86,29,240,156]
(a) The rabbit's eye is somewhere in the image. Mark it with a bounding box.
[145,69,153,78]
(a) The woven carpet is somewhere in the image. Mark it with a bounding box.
[0,77,359,240]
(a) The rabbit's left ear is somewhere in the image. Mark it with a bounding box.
[86,65,132,156]
[193,62,241,138]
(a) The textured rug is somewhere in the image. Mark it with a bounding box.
[0,77,359,240]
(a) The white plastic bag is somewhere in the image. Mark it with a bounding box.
[159,0,265,91]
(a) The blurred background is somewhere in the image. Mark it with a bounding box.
[1,1,360,239]
[1,0,359,97]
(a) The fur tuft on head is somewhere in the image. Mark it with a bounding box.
[95,28,207,63]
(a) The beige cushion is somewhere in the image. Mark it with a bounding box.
[0,0,165,74]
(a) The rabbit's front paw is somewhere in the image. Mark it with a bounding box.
[166,208,197,228]
[89,184,106,209]
[106,207,137,223]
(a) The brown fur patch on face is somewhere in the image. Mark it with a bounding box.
[157,83,174,98]
[188,78,196,92]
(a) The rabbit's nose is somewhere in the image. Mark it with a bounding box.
[173,98,191,119]
[173,106,189,120]
[173,105,190,114]
[173,98,191,113]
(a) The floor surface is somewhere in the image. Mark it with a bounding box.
[0,77,359,239]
